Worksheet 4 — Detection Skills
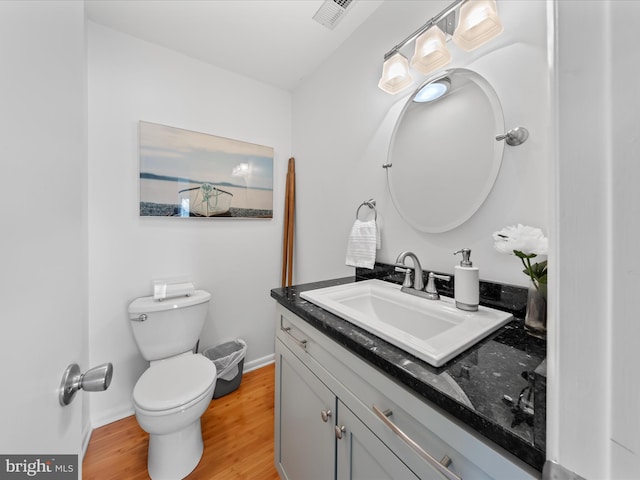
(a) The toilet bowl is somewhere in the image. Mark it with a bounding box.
[128,289,215,480]
[133,353,216,480]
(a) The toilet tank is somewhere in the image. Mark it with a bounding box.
[128,290,211,361]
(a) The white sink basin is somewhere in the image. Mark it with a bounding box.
[300,279,512,367]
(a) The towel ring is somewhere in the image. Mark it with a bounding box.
[356,199,377,221]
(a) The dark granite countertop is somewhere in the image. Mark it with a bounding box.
[270,263,546,471]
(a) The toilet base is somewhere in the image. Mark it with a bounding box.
[147,418,204,480]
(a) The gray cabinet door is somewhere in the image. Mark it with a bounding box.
[336,400,424,480]
[276,340,336,480]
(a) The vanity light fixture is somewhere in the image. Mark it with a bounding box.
[378,0,503,95]
[452,0,503,51]
[411,26,452,75]
[378,52,414,94]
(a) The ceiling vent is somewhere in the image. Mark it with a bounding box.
[312,0,354,30]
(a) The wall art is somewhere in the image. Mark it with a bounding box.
[139,121,274,218]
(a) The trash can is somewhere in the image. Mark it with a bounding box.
[202,339,247,398]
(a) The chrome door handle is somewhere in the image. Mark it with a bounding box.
[335,425,345,440]
[59,363,113,406]
[372,405,461,480]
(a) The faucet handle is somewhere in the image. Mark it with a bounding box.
[430,272,451,283]
[395,266,413,288]
[425,272,451,300]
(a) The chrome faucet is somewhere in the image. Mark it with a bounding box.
[395,251,424,291]
[395,251,451,300]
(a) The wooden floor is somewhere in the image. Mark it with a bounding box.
[83,364,280,480]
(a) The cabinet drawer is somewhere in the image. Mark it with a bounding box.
[349,384,485,480]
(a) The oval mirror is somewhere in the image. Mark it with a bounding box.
[387,68,505,233]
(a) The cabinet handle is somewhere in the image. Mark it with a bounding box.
[281,325,308,350]
[321,409,332,423]
[372,405,462,480]
[335,425,345,439]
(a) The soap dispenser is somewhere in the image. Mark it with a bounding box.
[453,248,479,311]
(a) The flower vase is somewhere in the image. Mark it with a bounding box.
[525,281,547,338]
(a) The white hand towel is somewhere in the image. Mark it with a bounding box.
[345,219,378,269]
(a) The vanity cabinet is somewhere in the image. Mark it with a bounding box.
[274,304,540,480]
[277,338,334,480]
[335,399,421,479]
[276,336,421,480]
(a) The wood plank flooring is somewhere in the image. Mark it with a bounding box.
[83,363,280,479]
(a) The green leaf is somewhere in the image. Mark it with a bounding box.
[514,250,537,260]
[530,261,547,278]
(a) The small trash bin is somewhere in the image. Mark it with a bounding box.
[202,339,247,398]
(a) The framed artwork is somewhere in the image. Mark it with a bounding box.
[139,121,274,218]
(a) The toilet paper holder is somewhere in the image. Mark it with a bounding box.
[59,362,113,406]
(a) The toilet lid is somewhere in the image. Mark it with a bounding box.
[133,354,216,411]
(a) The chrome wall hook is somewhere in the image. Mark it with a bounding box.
[496,127,529,146]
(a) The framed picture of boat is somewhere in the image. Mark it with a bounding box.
[139,121,274,218]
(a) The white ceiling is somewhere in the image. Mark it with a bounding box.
[85,0,384,91]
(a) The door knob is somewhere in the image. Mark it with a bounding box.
[321,409,332,423]
[59,363,113,406]
[335,425,346,439]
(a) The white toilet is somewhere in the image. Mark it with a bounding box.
[128,290,217,480]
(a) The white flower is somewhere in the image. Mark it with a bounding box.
[492,224,548,257]
[493,224,548,290]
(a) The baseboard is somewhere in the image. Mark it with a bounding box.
[243,353,274,373]
[91,406,135,430]
[81,420,93,459]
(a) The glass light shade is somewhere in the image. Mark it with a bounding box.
[378,53,413,94]
[452,0,503,51]
[410,27,451,75]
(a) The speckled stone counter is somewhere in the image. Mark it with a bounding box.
[270,264,546,471]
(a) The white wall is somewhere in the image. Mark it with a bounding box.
[550,1,640,478]
[292,0,549,288]
[609,1,640,475]
[549,2,610,477]
[87,22,292,426]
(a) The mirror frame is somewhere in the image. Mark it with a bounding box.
[387,68,505,233]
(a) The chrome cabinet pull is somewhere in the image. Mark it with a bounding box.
[280,316,308,350]
[321,409,332,423]
[372,405,462,480]
[281,326,308,350]
[335,425,346,440]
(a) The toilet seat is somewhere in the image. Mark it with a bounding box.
[133,354,216,412]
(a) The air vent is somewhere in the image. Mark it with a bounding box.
[312,0,354,30]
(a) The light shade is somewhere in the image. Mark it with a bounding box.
[378,53,413,94]
[410,26,452,75]
[452,0,503,51]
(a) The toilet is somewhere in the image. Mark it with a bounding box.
[128,290,217,480]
